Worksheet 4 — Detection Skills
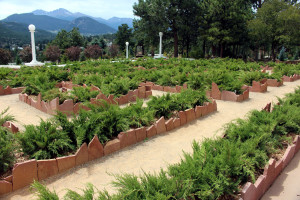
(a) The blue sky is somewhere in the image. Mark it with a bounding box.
[0,0,138,20]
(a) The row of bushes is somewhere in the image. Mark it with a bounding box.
[32,87,300,199]
[2,58,300,101]
[0,88,208,173]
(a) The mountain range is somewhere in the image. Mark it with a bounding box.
[31,8,133,30]
[2,8,133,36]
[3,13,116,35]
[0,21,55,48]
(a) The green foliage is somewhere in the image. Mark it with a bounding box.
[18,120,74,160]
[23,73,57,96]
[293,49,299,60]
[32,83,300,200]
[239,71,268,86]
[0,128,16,174]
[148,89,208,118]
[0,107,15,126]
[278,46,287,61]
[147,93,176,119]
[43,88,72,104]
[0,108,16,174]
[31,181,59,200]
[1,58,297,102]
[187,73,205,90]
[248,0,300,61]
[71,86,99,103]
[64,183,95,200]
[101,77,137,97]
[123,99,155,128]
[206,69,244,94]
[115,24,133,52]
[272,63,300,77]
[54,103,130,146]
[51,30,72,50]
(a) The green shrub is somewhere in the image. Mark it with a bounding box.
[43,88,73,103]
[23,73,57,96]
[205,69,244,94]
[32,72,300,200]
[71,86,99,103]
[147,93,178,118]
[64,183,95,200]
[0,107,15,126]
[30,181,59,200]
[239,71,267,86]
[0,128,16,174]
[0,108,16,174]
[148,89,208,119]
[123,99,155,128]
[187,73,205,90]
[54,103,130,146]
[18,120,74,160]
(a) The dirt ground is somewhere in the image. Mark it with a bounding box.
[0,94,51,131]
[261,150,300,200]
[1,80,300,199]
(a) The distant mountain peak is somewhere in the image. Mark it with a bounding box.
[7,8,133,31]
[31,8,87,21]
[53,8,73,15]
[32,9,47,15]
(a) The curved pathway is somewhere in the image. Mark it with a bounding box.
[2,80,300,199]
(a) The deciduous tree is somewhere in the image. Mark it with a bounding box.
[84,45,102,59]
[19,46,32,63]
[66,46,81,61]
[0,48,11,64]
[44,45,61,62]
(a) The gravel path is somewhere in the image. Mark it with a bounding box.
[262,151,300,200]
[0,94,51,131]
[2,80,300,199]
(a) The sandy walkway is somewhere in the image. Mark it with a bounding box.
[0,94,51,131]
[2,81,300,199]
[262,151,300,200]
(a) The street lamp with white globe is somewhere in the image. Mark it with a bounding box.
[159,32,163,58]
[125,42,129,59]
[25,24,44,66]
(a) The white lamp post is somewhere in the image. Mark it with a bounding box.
[25,24,44,66]
[159,32,163,58]
[126,42,129,59]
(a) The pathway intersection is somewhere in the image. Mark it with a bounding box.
[2,80,300,199]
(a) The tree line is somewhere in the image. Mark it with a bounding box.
[0,28,119,65]
[125,0,299,60]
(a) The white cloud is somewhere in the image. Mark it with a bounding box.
[0,0,138,20]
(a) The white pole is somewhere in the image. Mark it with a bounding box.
[25,24,44,66]
[28,24,37,63]
[126,42,129,59]
[159,32,163,58]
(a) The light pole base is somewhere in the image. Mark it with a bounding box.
[25,61,44,66]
